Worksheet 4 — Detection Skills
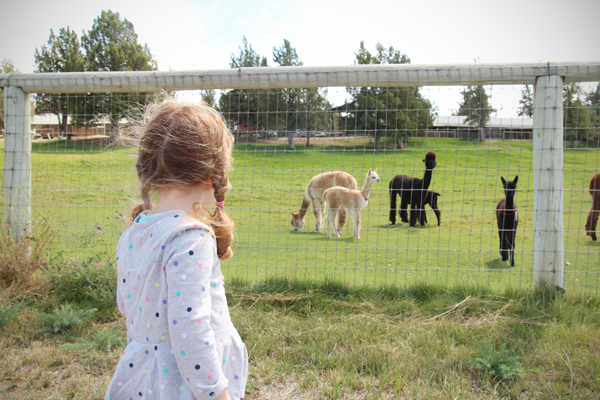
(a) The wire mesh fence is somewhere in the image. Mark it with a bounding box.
[1,63,599,293]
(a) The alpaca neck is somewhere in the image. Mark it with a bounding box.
[297,197,310,218]
[422,168,434,189]
[505,195,515,210]
[361,178,375,200]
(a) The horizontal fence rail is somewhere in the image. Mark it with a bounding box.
[2,62,600,93]
[2,62,599,294]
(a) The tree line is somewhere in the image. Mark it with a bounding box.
[1,9,598,147]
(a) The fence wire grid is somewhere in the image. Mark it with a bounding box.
[1,64,599,293]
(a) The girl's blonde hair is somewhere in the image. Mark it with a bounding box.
[131,96,235,260]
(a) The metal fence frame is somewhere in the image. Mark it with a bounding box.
[3,61,600,290]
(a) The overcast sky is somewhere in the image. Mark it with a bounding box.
[1,0,599,117]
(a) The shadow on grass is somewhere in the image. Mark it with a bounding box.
[487,258,512,270]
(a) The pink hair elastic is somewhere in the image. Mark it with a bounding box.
[215,201,225,207]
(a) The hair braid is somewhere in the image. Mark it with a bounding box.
[208,173,234,260]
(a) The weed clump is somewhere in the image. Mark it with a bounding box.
[470,338,525,382]
[36,304,97,334]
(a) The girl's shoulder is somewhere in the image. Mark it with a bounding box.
[123,210,213,242]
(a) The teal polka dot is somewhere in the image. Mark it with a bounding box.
[176,290,181,296]
[129,244,133,249]
[223,359,226,363]
[164,368,168,374]
[127,294,130,298]
[181,350,185,355]
[176,244,180,247]
[139,306,142,311]
[213,283,217,288]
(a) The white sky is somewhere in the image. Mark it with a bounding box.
[1,0,599,117]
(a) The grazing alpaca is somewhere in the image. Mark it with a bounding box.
[584,173,600,241]
[324,169,380,239]
[496,176,519,267]
[389,151,437,226]
[290,171,357,232]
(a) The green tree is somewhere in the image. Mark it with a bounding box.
[456,85,495,140]
[80,10,158,138]
[564,83,598,147]
[219,37,270,140]
[0,59,20,130]
[517,85,534,118]
[33,27,85,134]
[345,41,434,149]
[271,39,330,147]
[586,83,600,145]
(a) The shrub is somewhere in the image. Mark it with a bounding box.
[470,338,525,382]
[0,219,55,287]
[43,260,117,311]
[36,304,96,334]
[0,305,20,328]
[62,326,126,353]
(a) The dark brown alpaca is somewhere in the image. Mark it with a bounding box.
[496,176,518,267]
[584,173,600,241]
[389,152,437,226]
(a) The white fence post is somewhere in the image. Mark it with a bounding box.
[3,86,31,244]
[533,75,565,290]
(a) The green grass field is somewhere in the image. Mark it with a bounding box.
[1,137,599,292]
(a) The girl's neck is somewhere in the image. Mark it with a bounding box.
[151,184,215,215]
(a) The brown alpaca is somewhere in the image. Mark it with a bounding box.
[585,173,600,241]
[323,169,380,239]
[290,171,358,232]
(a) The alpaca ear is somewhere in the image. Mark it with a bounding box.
[501,177,506,185]
[514,176,519,185]
[374,168,378,172]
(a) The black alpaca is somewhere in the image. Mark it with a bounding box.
[389,152,437,226]
[496,176,519,267]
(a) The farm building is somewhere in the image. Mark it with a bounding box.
[30,114,123,138]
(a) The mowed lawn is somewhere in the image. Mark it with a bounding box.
[1,137,599,292]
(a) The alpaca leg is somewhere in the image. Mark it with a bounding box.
[355,211,361,239]
[418,207,427,226]
[338,208,347,233]
[332,209,340,237]
[585,208,598,241]
[313,201,322,232]
[501,232,509,261]
[400,197,409,223]
[319,201,327,232]
[325,207,332,238]
[509,230,516,267]
[498,230,504,259]
[409,202,418,227]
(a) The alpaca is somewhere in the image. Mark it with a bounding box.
[496,176,519,267]
[584,173,600,241]
[324,169,380,239]
[419,190,442,226]
[290,171,358,233]
[389,151,437,226]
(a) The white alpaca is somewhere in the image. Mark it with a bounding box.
[324,169,380,239]
[290,171,358,233]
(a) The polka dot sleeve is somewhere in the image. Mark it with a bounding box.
[164,228,229,400]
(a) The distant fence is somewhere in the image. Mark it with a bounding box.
[2,62,600,293]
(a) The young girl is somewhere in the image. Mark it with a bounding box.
[105,98,247,400]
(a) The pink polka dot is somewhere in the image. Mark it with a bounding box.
[193,223,199,228]
[132,378,135,381]
[219,338,223,343]
[162,267,166,272]
[197,318,202,323]
[207,374,213,380]
[137,275,140,280]
[198,263,203,268]
[146,297,150,302]
[153,246,156,250]
[136,326,138,330]
[133,287,136,291]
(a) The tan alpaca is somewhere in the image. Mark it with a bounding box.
[290,171,358,232]
[324,169,380,239]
